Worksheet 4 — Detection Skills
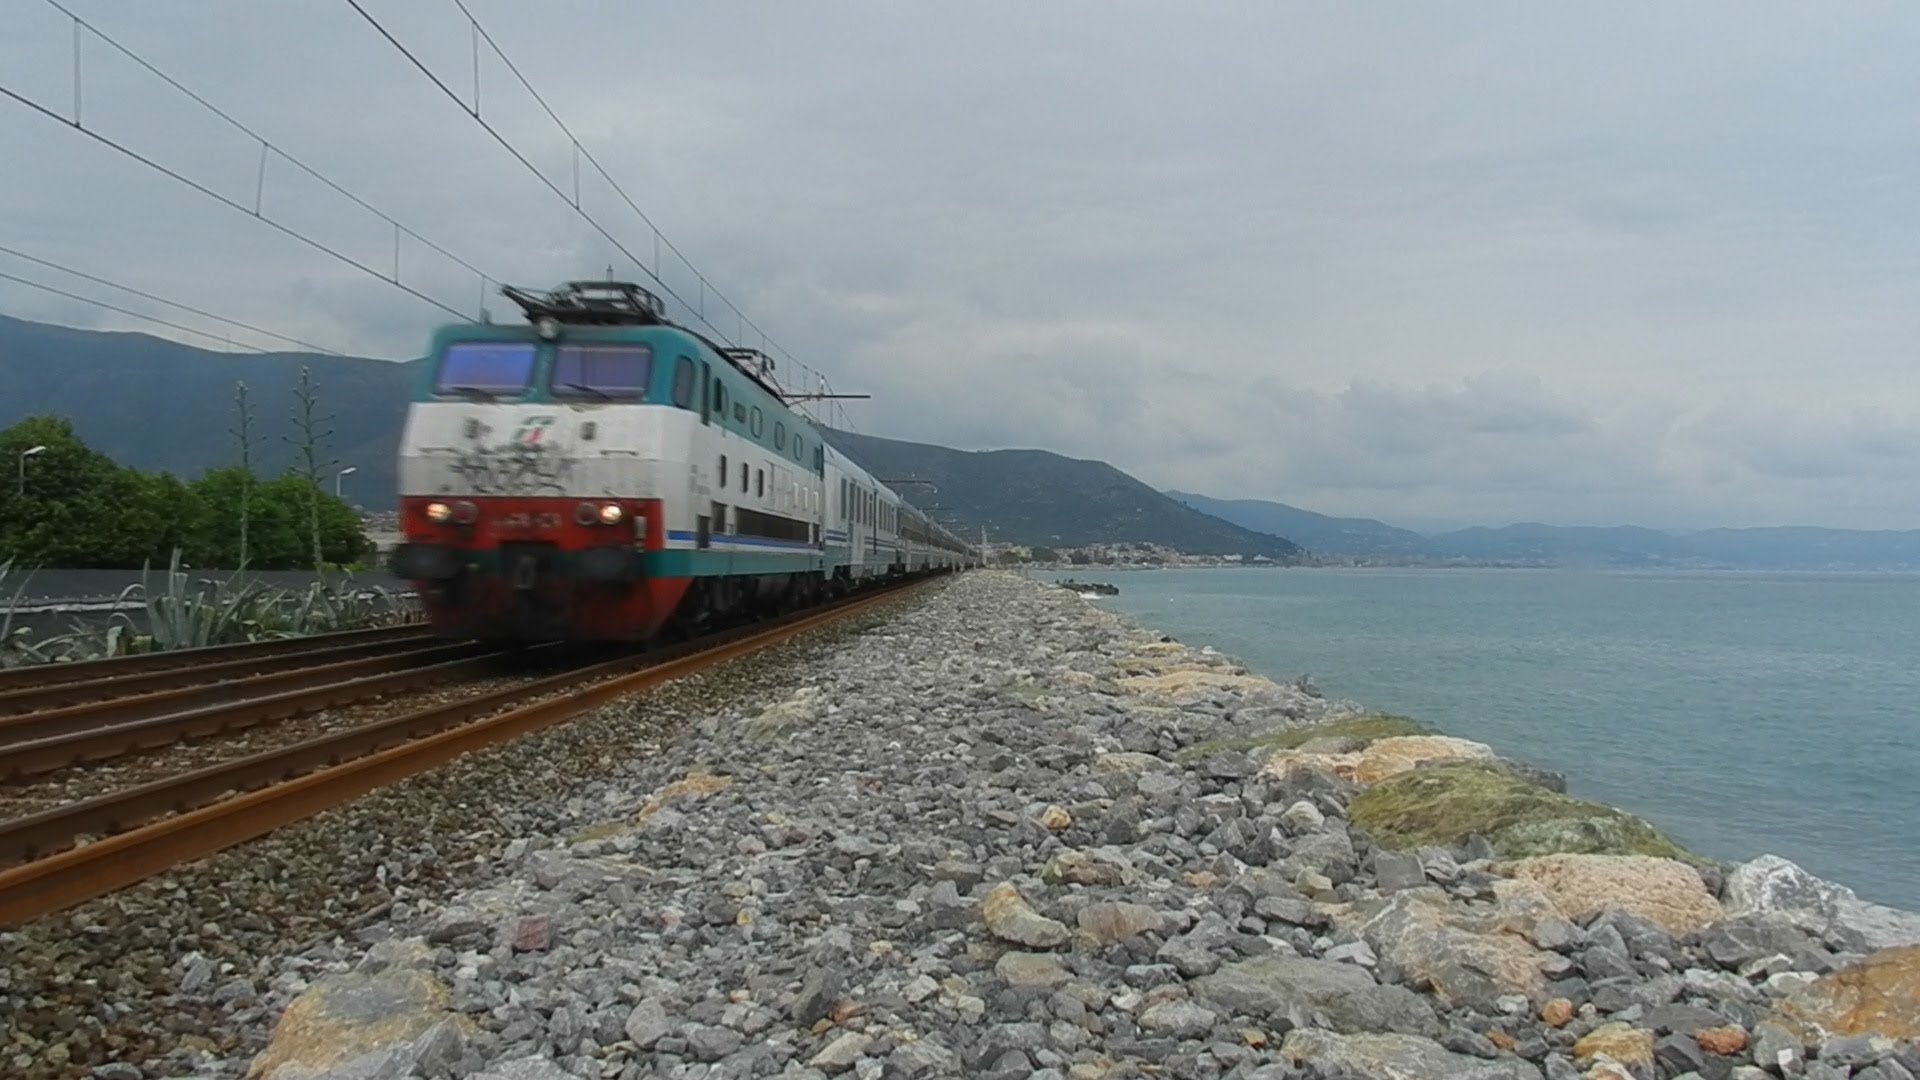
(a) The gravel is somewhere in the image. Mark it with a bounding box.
[0,586,935,1080]
[15,570,1920,1080]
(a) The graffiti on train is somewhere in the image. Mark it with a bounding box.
[445,415,577,495]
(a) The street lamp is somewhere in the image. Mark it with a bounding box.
[17,445,46,498]
[334,466,358,499]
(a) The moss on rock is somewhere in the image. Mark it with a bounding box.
[1177,713,1432,763]
[1350,761,1699,863]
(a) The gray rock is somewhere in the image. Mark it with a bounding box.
[1750,1021,1804,1074]
[1702,915,1816,969]
[791,966,845,1024]
[1138,1000,1216,1039]
[1655,1034,1707,1074]
[810,1031,874,1074]
[90,1066,144,1080]
[996,951,1071,988]
[471,1056,582,1080]
[1281,1030,1543,1079]
[1157,933,1223,978]
[886,1038,957,1078]
[1643,1003,1730,1035]
[981,883,1070,949]
[1195,954,1439,1036]
[687,1025,744,1062]
[624,998,671,1049]
[1823,1034,1892,1069]
[1373,851,1427,894]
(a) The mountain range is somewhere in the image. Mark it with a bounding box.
[1173,492,1920,571]
[8,312,1920,570]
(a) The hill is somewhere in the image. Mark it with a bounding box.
[825,430,1303,559]
[0,314,416,506]
[1,314,1301,559]
[1166,491,1434,557]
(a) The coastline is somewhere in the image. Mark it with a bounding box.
[27,571,1916,1080]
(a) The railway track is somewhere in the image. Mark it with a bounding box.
[0,578,930,926]
[0,623,433,697]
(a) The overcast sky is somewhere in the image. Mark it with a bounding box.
[6,2,1920,530]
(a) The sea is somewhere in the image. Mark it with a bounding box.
[1044,566,1918,909]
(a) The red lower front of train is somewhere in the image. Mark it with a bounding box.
[389,495,689,641]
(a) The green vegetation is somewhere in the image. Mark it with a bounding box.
[0,416,369,569]
[0,553,411,667]
[1175,713,1432,762]
[1350,760,1701,863]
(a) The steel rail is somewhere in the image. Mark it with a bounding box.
[0,624,431,693]
[0,644,545,777]
[0,640,494,749]
[0,630,463,716]
[0,578,928,926]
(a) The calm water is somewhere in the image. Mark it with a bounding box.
[1050,567,1918,908]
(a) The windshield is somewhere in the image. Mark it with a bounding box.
[552,344,652,401]
[435,342,536,398]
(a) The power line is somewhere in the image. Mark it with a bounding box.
[345,0,858,430]
[0,243,342,355]
[0,268,340,355]
[3,1,491,322]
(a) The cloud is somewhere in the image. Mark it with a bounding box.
[6,1,1920,527]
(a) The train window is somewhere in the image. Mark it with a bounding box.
[774,422,786,451]
[551,344,651,400]
[793,436,804,461]
[713,381,728,417]
[672,357,696,408]
[756,469,764,498]
[740,461,749,492]
[734,402,747,422]
[718,455,727,485]
[435,342,535,397]
[750,407,764,437]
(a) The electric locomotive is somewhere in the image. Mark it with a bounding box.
[387,280,970,641]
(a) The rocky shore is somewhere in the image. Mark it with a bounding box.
[103,572,1920,1079]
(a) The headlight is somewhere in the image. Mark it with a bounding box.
[424,501,453,523]
[597,503,624,525]
[452,500,479,524]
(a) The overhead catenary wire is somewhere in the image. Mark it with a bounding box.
[0,243,342,355]
[0,268,344,356]
[343,0,860,432]
[3,0,494,323]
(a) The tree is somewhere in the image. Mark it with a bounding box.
[231,381,256,571]
[286,366,336,573]
[185,469,368,569]
[0,416,197,568]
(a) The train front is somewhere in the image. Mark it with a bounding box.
[388,290,692,641]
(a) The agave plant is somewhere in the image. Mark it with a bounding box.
[113,550,293,651]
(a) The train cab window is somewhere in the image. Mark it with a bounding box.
[774,423,786,451]
[435,342,535,398]
[672,357,697,408]
[713,381,728,418]
[551,344,651,400]
[750,407,764,437]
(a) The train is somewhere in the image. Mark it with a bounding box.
[387,280,973,641]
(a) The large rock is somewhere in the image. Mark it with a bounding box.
[1356,888,1555,1010]
[1282,1029,1543,1079]
[1497,854,1723,936]
[1772,946,1920,1041]
[1196,953,1439,1035]
[1572,1023,1654,1070]
[1349,762,1696,861]
[1263,735,1494,785]
[1727,855,1920,949]
[1077,901,1166,945]
[980,883,1069,949]
[246,968,463,1080]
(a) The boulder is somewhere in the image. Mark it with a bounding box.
[996,951,1072,988]
[246,967,463,1080]
[1571,1023,1654,1070]
[1772,945,1920,1042]
[1357,888,1555,1010]
[981,883,1069,949]
[1282,1030,1544,1079]
[1726,855,1920,950]
[1497,854,1723,936]
[1263,734,1494,786]
[1076,901,1166,945]
[1196,954,1439,1036]
[1349,762,1696,862]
